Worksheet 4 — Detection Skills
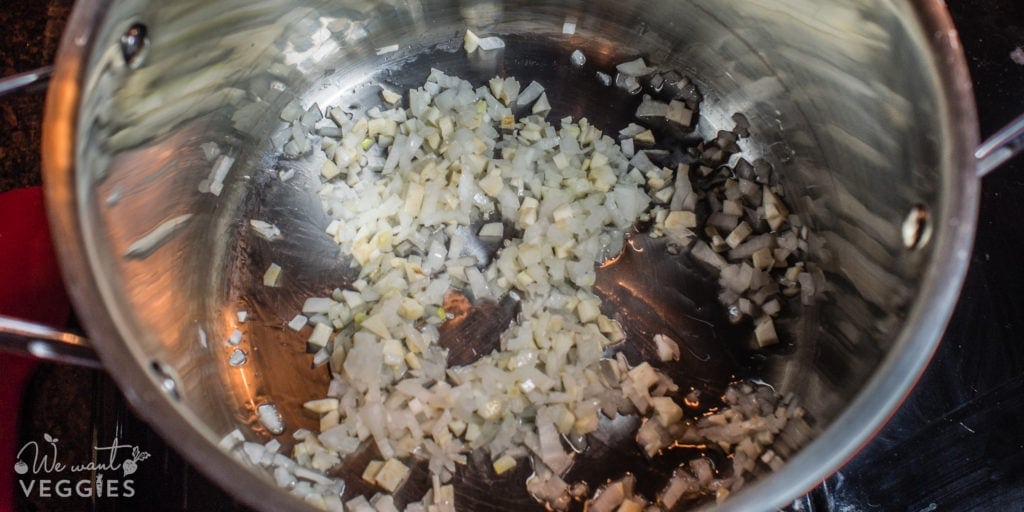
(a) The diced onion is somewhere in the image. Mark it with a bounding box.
[266,46,816,510]
[570,49,586,67]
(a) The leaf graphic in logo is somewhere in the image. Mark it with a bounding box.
[13,461,28,475]
[122,459,138,476]
[43,433,53,443]
[136,451,151,462]
[132,446,140,458]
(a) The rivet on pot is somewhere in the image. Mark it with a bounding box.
[257,403,285,435]
[150,360,181,400]
[902,204,932,250]
[120,23,149,69]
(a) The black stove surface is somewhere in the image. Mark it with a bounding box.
[6,1,1024,511]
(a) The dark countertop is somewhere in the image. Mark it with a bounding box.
[2,2,1023,512]
[0,0,71,191]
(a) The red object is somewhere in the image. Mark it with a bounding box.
[0,186,72,511]
[0,187,71,325]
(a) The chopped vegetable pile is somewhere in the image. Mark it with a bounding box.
[224,36,820,512]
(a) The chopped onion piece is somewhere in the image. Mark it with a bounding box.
[263,263,282,287]
[375,459,411,492]
[615,73,642,94]
[479,222,503,238]
[726,221,753,249]
[570,49,586,67]
[304,398,339,414]
[516,81,545,108]
[478,36,505,51]
[288,314,308,331]
[219,428,245,450]
[381,87,402,105]
[372,495,400,512]
[754,316,779,347]
[309,323,333,348]
[665,210,697,229]
[124,214,193,259]
[616,57,656,77]
[302,297,335,315]
[200,141,220,161]
[202,154,235,196]
[463,30,481,53]
[653,334,680,362]
[249,219,282,241]
[763,187,789,231]
[493,454,518,475]
[321,159,342,180]
[692,241,727,270]
[636,95,669,120]
[666,100,694,129]
[532,93,551,114]
[346,495,374,512]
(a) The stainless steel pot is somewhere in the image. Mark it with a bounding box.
[2,0,1023,510]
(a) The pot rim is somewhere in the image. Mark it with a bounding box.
[41,0,316,510]
[713,1,981,510]
[40,1,981,511]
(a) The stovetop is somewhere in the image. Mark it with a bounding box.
[3,1,1024,511]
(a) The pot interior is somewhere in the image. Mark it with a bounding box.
[49,0,973,509]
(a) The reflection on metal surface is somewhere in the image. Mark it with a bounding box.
[149,359,182,400]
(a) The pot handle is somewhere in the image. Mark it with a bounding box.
[0,66,52,99]
[976,112,1024,178]
[0,315,101,368]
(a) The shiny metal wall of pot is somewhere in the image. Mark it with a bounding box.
[32,0,989,510]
